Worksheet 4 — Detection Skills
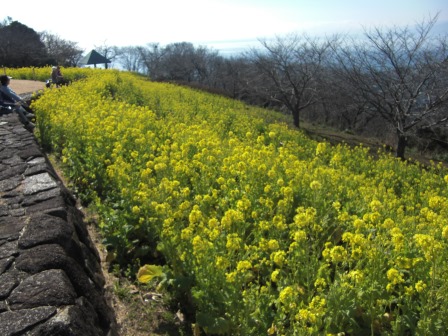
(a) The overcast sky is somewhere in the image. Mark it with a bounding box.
[5,0,448,55]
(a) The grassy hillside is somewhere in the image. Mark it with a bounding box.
[15,67,448,335]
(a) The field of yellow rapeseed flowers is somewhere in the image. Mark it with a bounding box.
[11,67,448,335]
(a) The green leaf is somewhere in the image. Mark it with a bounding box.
[196,312,231,335]
[137,264,164,283]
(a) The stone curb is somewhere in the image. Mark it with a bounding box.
[0,112,117,336]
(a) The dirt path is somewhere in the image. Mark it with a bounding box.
[9,79,46,95]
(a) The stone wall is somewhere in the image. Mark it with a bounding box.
[0,112,117,335]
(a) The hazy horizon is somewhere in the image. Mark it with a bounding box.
[4,0,447,58]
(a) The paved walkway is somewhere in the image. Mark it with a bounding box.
[0,112,117,335]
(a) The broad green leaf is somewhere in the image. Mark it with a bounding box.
[137,264,163,283]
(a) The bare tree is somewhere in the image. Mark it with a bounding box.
[138,43,166,79]
[40,32,84,66]
[210,56,254,100]
[333,15,448,159]
[116,46,143,72]
[317,65,377,132]
[250,34,333,128]
[190,46,219,85]
[138,42,225,88]
[161,42,198,82]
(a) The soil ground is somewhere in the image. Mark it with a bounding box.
[9,79,46,95]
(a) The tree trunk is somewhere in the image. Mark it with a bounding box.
[396,133,407,160]
[292,110,300,128]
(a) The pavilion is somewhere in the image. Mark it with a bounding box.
[79,50,111,68]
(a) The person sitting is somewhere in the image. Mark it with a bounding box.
[51,65,65,87]
[0,75,35,130]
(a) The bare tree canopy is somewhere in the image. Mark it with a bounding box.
[135,42,225,86]
[250,34,334,128]
[333,14,448,158]
[40,32,84,66]
[137,43,166,79]
[115,46,143,72]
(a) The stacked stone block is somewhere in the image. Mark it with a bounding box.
[0,113,116,335]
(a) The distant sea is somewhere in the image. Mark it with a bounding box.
[198,38,262,57]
